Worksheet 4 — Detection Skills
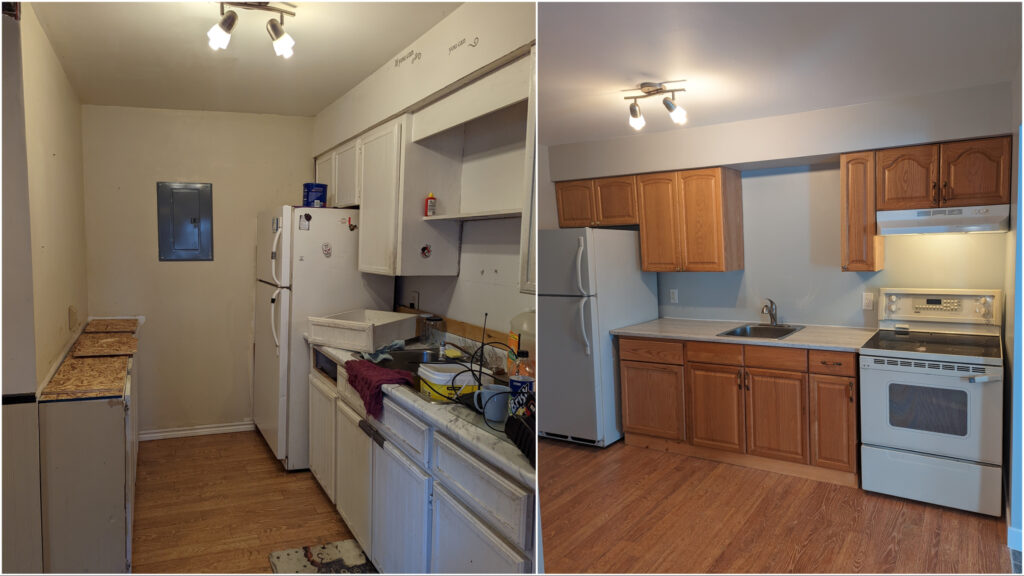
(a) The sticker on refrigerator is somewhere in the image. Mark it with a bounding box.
[322,242,332,258]
[299,213,311,231]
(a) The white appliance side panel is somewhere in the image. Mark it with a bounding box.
[592,229,659,446]
[861,445,1002,516]
[537,295,602,444]
[286,208,394,470]
[257,206,291,286]
[537,228,595,296]
[254,281,289,460]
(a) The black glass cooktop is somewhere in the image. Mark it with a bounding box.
[862,330,1002,359]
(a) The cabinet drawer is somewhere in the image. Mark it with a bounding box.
[432,434,533,551]
[685,341,743,366]
[745,345,807,372]
[809,350,857,377]
[619,338,685,365]
[380,397,432,469]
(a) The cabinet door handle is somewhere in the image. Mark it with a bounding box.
[849,380,854,403]
[820,360,842,367]
[931,181,938,205]
[942,181,950,203]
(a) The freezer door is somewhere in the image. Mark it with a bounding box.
[537,295,603,443]
[538,228,595,296]
[256,206,292,286]
[254,281,290,460]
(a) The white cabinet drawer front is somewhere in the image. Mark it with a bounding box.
[380,397,431,468]
[431,485,531,574]
[432,434,533,551]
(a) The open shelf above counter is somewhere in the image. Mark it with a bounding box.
[423,208,522,221]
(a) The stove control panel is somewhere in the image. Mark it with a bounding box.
[878,288,1002,330]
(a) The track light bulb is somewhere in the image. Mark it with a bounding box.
[629,101,646,131]
[663,96,688,125]
[207,10,237,50]
[267,19,295,59]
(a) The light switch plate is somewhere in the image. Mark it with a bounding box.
[669,289,679,304]
[862,291,874,310]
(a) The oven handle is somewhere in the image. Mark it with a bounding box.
[963,375,999,384]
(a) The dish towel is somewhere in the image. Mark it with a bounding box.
[344,359,415,419]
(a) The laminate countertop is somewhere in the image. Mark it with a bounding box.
[39,356,130,402]
[611,318,877,352]
[71,332,138,357]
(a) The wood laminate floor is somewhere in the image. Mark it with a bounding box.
[132,431,350,573]
[539,439,1011,574]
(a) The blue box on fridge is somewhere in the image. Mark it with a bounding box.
[302,183,328,207]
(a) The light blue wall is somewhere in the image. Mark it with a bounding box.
[658,166,1009,328]
[1010,125,1021,552]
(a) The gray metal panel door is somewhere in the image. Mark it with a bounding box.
[157,182,212,261]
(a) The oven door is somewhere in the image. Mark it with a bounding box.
[860,356,1002,464]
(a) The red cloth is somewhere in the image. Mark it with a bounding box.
[344,359,415,419]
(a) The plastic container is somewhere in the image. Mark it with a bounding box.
[418,363,492,402]
[307,309,417,353]
[303,183,328,208]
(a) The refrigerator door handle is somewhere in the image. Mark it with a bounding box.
[579,297,591,356]
[575,236,586,296]
[270,288,281,354]
[270,228,283,287]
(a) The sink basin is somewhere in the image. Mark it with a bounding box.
[374,348,441,375]
[717,323,805,339]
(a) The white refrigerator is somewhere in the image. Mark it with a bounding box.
[538,228,658,447]
[254,206,393,470]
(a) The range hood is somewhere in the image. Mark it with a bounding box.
[876,204,1009,235]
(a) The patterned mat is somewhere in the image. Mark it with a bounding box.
[269,539,377,574]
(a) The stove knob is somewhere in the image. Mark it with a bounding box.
[889,295,897,302]
[889,303,897,313]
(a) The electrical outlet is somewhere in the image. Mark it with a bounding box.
[862,291,874,311]
[669,289,679,304]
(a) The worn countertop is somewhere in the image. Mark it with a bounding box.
[39,356,130,402]
[84,318,139,333]
[71,332,138,357]
[611,318,877,352]
[314,343,535,489]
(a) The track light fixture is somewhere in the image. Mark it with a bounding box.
[207,3,296,59]
[622,81,687,131]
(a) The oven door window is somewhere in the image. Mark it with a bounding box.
[888,383,968,436]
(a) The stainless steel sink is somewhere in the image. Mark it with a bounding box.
[717,323,805,339]
[374,348,441,375]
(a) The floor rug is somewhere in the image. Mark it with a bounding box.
[269,539,377,574]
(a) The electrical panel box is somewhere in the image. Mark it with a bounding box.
[157,182,213,261]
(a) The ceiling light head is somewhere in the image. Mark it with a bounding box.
[663,96,688,125]
[266,18,295,59]
[207,10,237,51]
[629,100,646,131]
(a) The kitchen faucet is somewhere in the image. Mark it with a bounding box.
[761,298,778,326]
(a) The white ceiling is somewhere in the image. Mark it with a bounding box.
[31,2,461,117]
[538,2,1021,147]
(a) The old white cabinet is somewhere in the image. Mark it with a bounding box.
[371,439,432,573]
[334,398,374,558]
[39,359,137,573]
[519,46,538,294]
[431,486,531,574]
[315,137,362,209]
[308,373,336,503]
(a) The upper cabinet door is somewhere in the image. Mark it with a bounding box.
[315,153,336,206]
[334,140,359,208]
[637,171,683,272]
[875,144,939,210]
[940,136,1011,207]
[678,167,743,272]
[358,120,402,275]
[593,176,638,226]
[555,180,595,228]
[840,151,883,272]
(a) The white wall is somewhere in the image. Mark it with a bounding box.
[313,2,535,156]
[397,217,534,331]
[81,105,313,434]
[21,4,89,389]
[657,166,1008,326]
[537,144,558,230]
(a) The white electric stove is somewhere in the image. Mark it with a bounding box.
[859,288,1004,516]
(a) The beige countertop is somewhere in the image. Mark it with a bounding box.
[71,332,139,357]
[83,318,139,333]
[39,356,130,401]
[611,318,877,352]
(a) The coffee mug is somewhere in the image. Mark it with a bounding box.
[473,384,510,423]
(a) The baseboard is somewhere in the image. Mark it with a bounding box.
[1009,525,1022,552]
[139,420,255,441]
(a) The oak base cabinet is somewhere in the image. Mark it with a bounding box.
[620,360,685,440]
[686,363,745,453]
[810,374,858,472]
[744,368,809,464]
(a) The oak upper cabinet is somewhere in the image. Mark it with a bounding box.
[809,374,857,472]
[678,168,744,272]
[637,171,684,271]
[940,136,1011,207]
[555,180,595,228]
[840,151,884,272]
[744,368,809,464]
[593,176,639,225]
[875,144,938,210]
[686,362,745,453]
